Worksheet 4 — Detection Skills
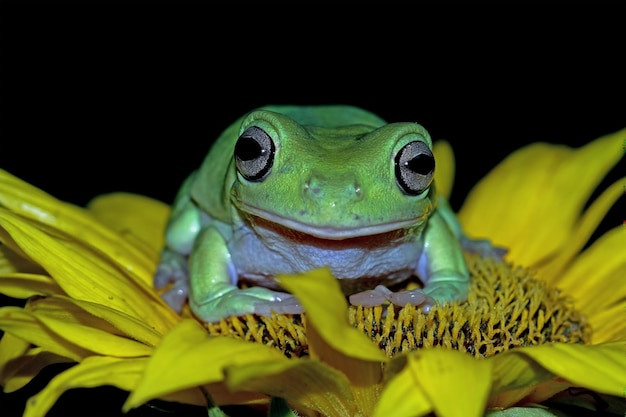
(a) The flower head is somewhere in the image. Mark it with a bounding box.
[1,127,625,417]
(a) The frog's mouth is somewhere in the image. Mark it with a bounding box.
[240,205,423,240]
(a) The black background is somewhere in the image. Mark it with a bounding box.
[1,5,625,417]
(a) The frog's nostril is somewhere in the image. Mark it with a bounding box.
[304,176,322,196]
[304,179,321,195]
[304,175,362,201]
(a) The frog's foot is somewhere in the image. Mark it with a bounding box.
[191,286,303,323]
[154,249,189,313]
[421,277,470,312]
[389,290,434,309]
[461,236,507,259]
[160,280,189,314]
[251,294,303,317]
[349,285,433,308]
[349,285,393,307]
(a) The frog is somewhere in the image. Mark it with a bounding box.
[154,105,502,323]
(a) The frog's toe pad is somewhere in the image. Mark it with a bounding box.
[161,281,189,313]
[350,279,468,311]
[461,237,508,259]
[388,289,434,307]
[154,249,189,290]
[350,286,436,311]
[253,295,304,316]
[154,264,187,289]
[422,280,469,307]
[349,285,393,307]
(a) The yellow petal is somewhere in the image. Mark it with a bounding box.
[27,296,121,333]
[278,269,388,415]
[1,347,70,393]
[550,226,626,319]
[68,297,164,348]
[23,356,147,417]
[306,322,382,416]
[0,244,44,275]
[0,307,92,361]
[497,341,626,399]
[28,297,154,357]
[488,386,536,410]
[0,209,178,333]
[374,357,432,417]
[21,293,164,348]
[537,179,625,282]
[0,273,64,298]
[533,342,626,397]
[587,302,626,344]
[0,170,155,284]
[277,268,388,363]
[489,349,554,407]
[433,140,455,200]
[124,319,286,411]
[87,192,170,260]
[0,331,30,385]
[159,386,207,408]
[409,349,492,417]
[458,128,625,267]
[226,359,357,417]
[518,378,572,406]
[201,381,266,408]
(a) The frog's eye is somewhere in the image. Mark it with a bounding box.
[234,126,276,181]
[394,141,435,195]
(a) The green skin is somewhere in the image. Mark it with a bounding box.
[155,105,494,323]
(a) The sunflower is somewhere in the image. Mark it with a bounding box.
[0,127,624,417]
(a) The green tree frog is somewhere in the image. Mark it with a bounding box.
[155,105,502,323]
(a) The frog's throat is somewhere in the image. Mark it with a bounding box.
[239,204,424,240]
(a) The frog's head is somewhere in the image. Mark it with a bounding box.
[230,109,436,240]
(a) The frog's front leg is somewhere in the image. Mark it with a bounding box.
[190,226,302,323]
[154,175,202,313]
[350,209,470,310]
[396,208,470,310]
[436,196,507,259]
[154,248,190,313]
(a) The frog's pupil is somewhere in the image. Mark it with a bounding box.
[235,136,263,161]
[407,154,434,175]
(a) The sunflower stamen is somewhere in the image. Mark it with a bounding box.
[203,253,591,359]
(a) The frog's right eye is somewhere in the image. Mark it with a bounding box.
[234,126,276,182]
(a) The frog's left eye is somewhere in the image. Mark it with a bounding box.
[235,126,276,182]
[394,141,435,195]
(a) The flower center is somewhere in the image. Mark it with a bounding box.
[203,253,591,358]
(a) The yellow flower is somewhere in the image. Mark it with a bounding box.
[456,130,625,347]
[0,178,184,415]
[0,127,625,417]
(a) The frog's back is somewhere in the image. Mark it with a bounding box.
[259,105,387,128]
[190,105,387,222]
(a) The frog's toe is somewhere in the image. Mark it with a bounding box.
[388,289,434,308]
[161,280,189,313]
[154,250,190,312]
[253,295,304,316]
[153,265,170,289]
[154,250,189,289]
[461,237,507,259]
[423,282,469,305]
[154,263,187,289]
[349,285,393,307]
[192,288,304,321]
